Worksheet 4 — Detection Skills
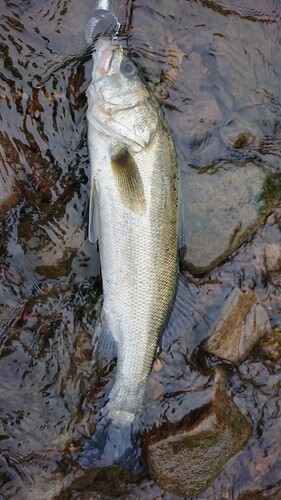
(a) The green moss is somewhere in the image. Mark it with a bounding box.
[228,221,242,247]
[171,430,221,455]
[259,174,281,214]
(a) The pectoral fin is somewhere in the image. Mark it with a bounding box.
[110,146,147,215]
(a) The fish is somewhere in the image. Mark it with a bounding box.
[86,35,179,424]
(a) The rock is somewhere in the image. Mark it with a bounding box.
[265,242,281,272]
[182,96,222,141]
[180,162,267,275]
[258,329,281,362]
[0,169,21,215]
[144,378,252,498]
[203,287,271,362]
[250,205,281,276]
[176,14,281,277]
[259,174,281,215]
[219,119,263,150]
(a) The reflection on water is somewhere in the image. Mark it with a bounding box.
[0,0,280,498]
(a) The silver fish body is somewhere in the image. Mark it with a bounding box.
[86,38,179,425]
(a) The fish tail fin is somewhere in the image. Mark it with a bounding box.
[79,416,142,474]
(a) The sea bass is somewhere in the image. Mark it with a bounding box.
[86,37,179,426]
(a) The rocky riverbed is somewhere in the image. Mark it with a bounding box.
[0,0,280,498]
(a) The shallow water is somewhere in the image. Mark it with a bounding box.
[0,0,280,498]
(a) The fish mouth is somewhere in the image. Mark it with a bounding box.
[93,40,119,79]
[93,52,112,80]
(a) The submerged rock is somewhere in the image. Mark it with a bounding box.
[203,287,271,362]
[181,163,267,275]
[258,329,281,362]
[0,170,21,215]
[176,14,281,277]
[265,242,281,273]
[143,376,252,498]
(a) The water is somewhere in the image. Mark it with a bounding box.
[0,0,280,498]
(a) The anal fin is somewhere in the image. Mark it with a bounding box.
[92,304,117,364]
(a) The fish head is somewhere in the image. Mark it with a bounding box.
[87,38,160,151]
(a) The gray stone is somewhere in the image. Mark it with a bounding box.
[181,163,266,274]
[265,242,281,272]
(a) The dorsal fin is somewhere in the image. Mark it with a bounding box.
[110,146,147,215]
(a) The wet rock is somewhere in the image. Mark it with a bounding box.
[179,96,223,168]
[176,12,281,278]
[0,420,9,440]
[0,170,21,215]
[258,329,281,362]
[144,377,252,498]
[183,96,222,140]
[259,174,281,215]
[219,118,263,150]
[213,16,280,115]
[58,462,143,499]
[126,478,182,500]
[265,242,281,272]
[181,162,267,275]
[250,205,281,276]
[183,51,203,100]
[203,287,270,362]
[263,207,281,272]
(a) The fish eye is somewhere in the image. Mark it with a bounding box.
[120,58,138,78]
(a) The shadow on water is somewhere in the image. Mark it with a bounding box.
[0,0,280,498]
